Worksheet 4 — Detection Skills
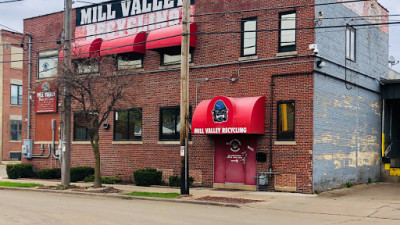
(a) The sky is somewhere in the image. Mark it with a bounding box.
[0,0,399,70]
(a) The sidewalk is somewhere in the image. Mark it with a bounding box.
[1,163,400,222]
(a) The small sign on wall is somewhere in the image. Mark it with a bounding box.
[35,81,57,113]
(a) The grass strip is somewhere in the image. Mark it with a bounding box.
[0,181,43,188]
[124,192,180,198]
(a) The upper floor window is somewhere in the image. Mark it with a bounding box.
[10,120,22,141]
[160,106,191,141]
[241,17,257,56]
[38,50,59,79]
[74,59,99,74]
[117,53,143,70]
[277,101,295,141]
[162,51,193,66]
[11,84,22,106]
[279,12,296,52]
[346,27,356,61]
[114,108,142,141]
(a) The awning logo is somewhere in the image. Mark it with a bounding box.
[212,100,228,123]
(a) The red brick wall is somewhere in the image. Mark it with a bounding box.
[22,0,315,193]
[1,30,23,161]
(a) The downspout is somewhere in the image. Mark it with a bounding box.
[269,76,275,171]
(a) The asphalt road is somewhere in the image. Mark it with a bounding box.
[0,189,399,225]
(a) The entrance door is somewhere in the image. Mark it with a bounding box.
[225,138,246,184]
[214,136,257,185]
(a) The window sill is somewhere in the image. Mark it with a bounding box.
[1,161,21,165]
[112,141,143,145]
[116,68,144,72]
[36,77,56,82]
[34,141,59,145]
[239,55,258,61]
[9,140,22,143]
[72,141,91,145]
[274,141,296,146]
[159,63,194,70]
[275,51,297,58]
[10,105,22,107]
[157,141,193,145]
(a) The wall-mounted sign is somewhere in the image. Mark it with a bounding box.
[35,81,57,113]
[38,50,59,79]
[75,0,195,43]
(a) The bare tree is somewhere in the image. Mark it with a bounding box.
[58,56,133,188]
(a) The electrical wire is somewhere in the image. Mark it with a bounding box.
[0,19,397,64]
[0,0,23,3]
[0,11,395,58]
[13,0,372,45]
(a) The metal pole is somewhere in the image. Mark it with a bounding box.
[180,0,190,195]
[26,34,32,140]
[61,0,72,186]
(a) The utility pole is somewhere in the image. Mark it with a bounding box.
[61,0,72,186]
[180,0,190,195]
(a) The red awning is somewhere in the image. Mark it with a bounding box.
[100,32,146,56]
[146,23,197,50]
[59,38,103,60]
[192,96,266,135]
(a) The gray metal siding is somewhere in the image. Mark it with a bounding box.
[313,0,388,191]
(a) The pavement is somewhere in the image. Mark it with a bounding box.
[1,163,400,222]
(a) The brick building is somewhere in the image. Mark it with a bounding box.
[22,0,389,193]
[0,29,24,164]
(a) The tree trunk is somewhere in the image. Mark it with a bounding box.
[90,132,101,188]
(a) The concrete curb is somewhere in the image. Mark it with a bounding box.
[0,186,241,208]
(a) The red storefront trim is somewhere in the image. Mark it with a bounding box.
[100,32,146,56]
[146,23,197,50]
[59,38,103,60]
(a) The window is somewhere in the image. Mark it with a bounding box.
[38,50,59,79]
[277,101,295,140]
[114,108,142,141]
[346,27,356,61]
[11,84,23,105]
[74,59,99,74]
[162,48,192,66]
[9,152,21,161]
[73,113,96,141]
[10,120,22,141]
[117,53,143,70]
[160,106,191,141]
[279,12,296,52]
[241,17,257,56]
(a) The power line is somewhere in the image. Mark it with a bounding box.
[0,19,397,64]
[0,23,21,33]
[0,0,23,3]
[21,0,372,45]
[192,0,370,17]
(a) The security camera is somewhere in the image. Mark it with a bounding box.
[313,47,319,55]
[309,44,319,55]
